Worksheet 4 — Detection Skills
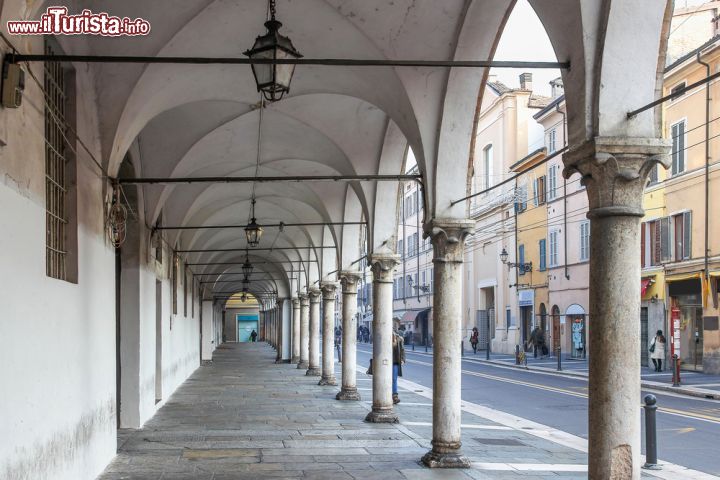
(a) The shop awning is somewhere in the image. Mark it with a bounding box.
[665,272,702,283]
[709,271,720,278]
[393,310,423,324]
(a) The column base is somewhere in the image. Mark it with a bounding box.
[364,407,398,423]
[291,356,299,364]
[336,388,361,401]
[318,376,337,386]
[305,367,321,376]
[421,445,471,469]
[297,361,308,369]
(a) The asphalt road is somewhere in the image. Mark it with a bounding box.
[356,345,720,476]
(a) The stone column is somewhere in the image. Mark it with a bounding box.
[306,288,322,376]
[337,271,362,401]
[297,294,310,369]
[291,297,301,363]
[275,301,284,363]
[365,252,400,423]
[565,137,669,480]
[422,219,474,468]
[259,311,264,341]
[319,282,338,385]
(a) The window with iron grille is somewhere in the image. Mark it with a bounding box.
[45,39,77,282]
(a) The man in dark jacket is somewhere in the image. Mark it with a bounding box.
[392,329,406,404]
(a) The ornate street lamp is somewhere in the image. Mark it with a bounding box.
[500,247,532,273]
[244,0,303,102]
[242,250,254,276]
[245,199,264,247]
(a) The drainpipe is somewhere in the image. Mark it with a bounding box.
[402,189,407,307]
[556,102,570,280]
[696,51,710,289]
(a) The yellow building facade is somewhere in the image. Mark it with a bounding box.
[644,36,720,373]
[511,149,550,349]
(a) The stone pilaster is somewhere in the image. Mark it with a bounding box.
[565,137,670,480]
[421,219,474,469]
[365,252,400,423]
[291,298,300,364]
[319,282,338,386]
[336,271,362,401]
[297,294,310,370]
[306,288,322,376]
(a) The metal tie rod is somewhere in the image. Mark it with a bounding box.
[177,246,335,253]
[627,70,720,118]
[10,53,569,69]
[157,221,366,231]
[118,174,422,185]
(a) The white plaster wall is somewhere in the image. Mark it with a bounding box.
[0,37,202,480]
[0,30,119,478]
[0,182,117,480]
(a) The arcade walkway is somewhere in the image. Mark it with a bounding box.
[98,343,688,480]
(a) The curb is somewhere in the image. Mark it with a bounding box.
[473,358,720,401]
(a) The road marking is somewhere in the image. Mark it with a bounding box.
[403,421,512,430]
[396,376,718,480]
[402,357,720,424]
[472,462,587,472]
[662,427,696,434]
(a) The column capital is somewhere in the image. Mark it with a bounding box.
[339,271,362,293]
[369,252,400,283]
[308,287,321,303]
[425,218,474,263]
[320,282,338,301]
[563,136,670,218]
[292,297,300,307]
[299,293,309,306]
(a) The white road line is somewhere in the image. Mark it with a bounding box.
[403,421,511,430]
[397,377,718,480]
[472,462,587,472]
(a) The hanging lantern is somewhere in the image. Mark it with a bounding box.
[244,0,302,102]
[245,199,264,247]
[107,185,127,248]
[242,250,254,276]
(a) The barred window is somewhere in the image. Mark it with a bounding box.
[44,39,77,282]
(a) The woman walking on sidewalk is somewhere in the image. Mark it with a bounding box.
[649,330,666,372]
[470,327,479,354]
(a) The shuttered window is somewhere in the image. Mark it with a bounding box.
[539,239,546,271]
[518,245,525,276]
[671,120,686,176]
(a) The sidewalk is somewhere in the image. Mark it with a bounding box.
[405,343,720,400]
[98,343,714,480]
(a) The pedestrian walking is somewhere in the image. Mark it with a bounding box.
[392,327,406,404]
[250,330,257,342]
[470,327,479,354]
[649,330,666,372]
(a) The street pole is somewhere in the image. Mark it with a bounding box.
[486,312,490,360]
[642,394,661,470]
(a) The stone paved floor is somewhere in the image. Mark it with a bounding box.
[98,343,598,480]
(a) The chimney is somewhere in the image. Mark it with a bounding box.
[519,72,533,91]
[550,77,564,98]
